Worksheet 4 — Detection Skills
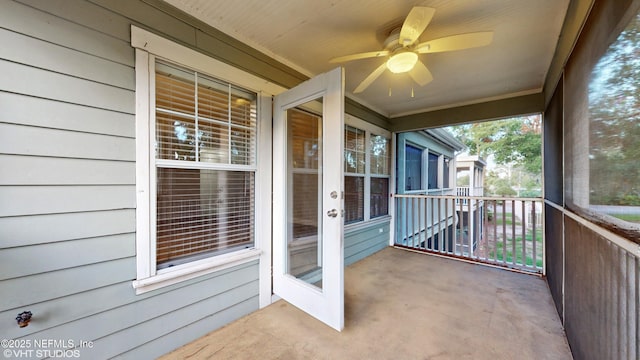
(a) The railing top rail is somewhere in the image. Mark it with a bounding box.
[393,194,543,202]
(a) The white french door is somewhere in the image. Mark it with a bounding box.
[272,67,344,331]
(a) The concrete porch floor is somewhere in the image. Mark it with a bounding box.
[160,247,573,359]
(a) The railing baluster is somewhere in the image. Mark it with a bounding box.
[393,194,542,275]
[532,201,537,269]
[501,201,507,264]
[405,197,410,247]
[467,195,472,257]
[511,199,516,266]
[437,197,442,253]
[431,197,440,251]
[444,198,449,253]
[411,197,420,248]
[521,200,526,269]
[453,198,458,254]
[417,197,422,249]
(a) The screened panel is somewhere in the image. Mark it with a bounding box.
[156,167,254,267]
[370,134,390,175]
[345,176,364,224]
[565,7,640,239]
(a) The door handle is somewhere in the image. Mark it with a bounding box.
[327,209,338,218]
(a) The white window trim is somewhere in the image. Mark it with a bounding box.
[131,26,283,297]
[344,115,391,227]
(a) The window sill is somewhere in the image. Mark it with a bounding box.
[132,248,261,294]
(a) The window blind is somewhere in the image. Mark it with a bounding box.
[154,60,257,268]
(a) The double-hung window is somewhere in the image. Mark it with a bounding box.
[344,116,391,225]
[153,61,257,268]
[131,26,274,293]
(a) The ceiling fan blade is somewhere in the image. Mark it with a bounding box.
[354,63,387,93]
[415,31,494,53]
[409,60,433,86]
[329,50,390,63]
[399,7,436,47]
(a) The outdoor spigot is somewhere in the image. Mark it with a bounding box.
[16,311,32,328]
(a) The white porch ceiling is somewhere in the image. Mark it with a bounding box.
[163,0,569,118]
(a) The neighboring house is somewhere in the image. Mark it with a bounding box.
[455,155,486,252]
[395,129,464,250]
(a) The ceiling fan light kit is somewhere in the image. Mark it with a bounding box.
[330,6,494,94]
[386,51,418,73]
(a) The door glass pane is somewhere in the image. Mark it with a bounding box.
[287,103,323,289]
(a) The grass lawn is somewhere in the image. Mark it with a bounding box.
[609,213,640,223]
[491,212,522,226]
[491,233,543,268]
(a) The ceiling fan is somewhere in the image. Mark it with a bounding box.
[330,6,494,93]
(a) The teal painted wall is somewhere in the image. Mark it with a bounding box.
[345,221,390,266]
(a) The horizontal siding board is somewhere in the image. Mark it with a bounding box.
[0,155,135,185]
[346,232,388,258]
[0,155,134,185]
[0,257,135,309]
[0,185,135,217]
[1,261,258,339]
[0,234,135,280]
[0,60,134,113]
[0,210,135,248]
[90,284,258,359]
[11,277,257,358]
[16,0,132,41]
[344,221,390,265]
[120,297,258,360]
[0,28,134,90]
[0,92,134,137]
[0,123,135,161]
[347,239,388,266]
[89,0,197,46]
[0,0,133,66]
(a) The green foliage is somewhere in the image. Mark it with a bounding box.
[449,116,542,174]
[489,178,517,196]
[588,13,640,206]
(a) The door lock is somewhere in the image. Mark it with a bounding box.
[327,209,338,218]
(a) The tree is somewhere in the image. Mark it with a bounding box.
[449,116,542,174]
